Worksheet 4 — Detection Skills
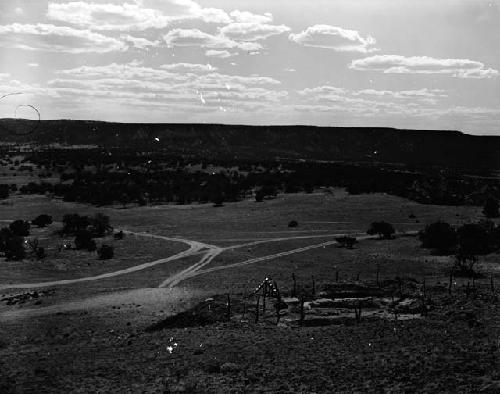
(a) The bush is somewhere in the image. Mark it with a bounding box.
[90,213,112,237]
[0,184,9,199]
[35,247,46,260]
[288,220,298,228]
[32,214,53,228]
[367,221,395,239]
[62,214,90,235]
[335,236,357,249]
[483,197,499,218]
[74,230,96,252]
[419,221,457,254]
[4,236,26,261]
[97,244,114,260]
[9,220,30,236]
[457,223,490,256]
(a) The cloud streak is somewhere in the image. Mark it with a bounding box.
[350,55,499,79]
[289,24,377,53]
[0,23,126,53]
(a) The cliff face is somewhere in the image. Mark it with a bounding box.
[1,119,499,169]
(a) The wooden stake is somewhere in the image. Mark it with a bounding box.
[299,296,305,326]
[255,295,260,324]
[274,281,281,325]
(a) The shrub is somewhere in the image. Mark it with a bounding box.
[97,244,114,260]
[113,230,124,240]
[0,184,9,199]
[4,236,26,261]
[74,230,96,252]
[419,221,457,254]
[32,214,53,228]
[62,214,90,235]
[9,220,30,236]
[335,236,357,249]
[90,213,112,237]
[35,247,46,260]
[288,220,298,228]
[483,197,499,218]
[255,190,265,202]
[457,223,490,256]
[367,221,395,239]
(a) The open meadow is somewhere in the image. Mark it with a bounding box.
[1,190,499,392]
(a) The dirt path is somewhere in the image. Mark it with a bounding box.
[179,233,378,283]
[0,230,210,291]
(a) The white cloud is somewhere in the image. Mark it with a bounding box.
[350,55,499,78]
[0,23,126,53]
[289,24,378,53]
[163,28,261,51]
[45,61,286,115]
[229,10,273,24]
[47,0,231,31]
[159,63,216,72]
[14,7,24,16]
[205,49,235,58]
[297,85,451,116]
[219,22,290,42]
[120,34,159,49]
[28,63,40,67]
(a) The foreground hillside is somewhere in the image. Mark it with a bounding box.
[1,119,500,169]
[0,192,499,392]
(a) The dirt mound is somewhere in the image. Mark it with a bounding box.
[147,295,243,331]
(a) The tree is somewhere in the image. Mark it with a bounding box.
[4,236,26,261]
[367,221,395,239]
[90,213,112,237]
[419,221,457,254]
[97,244,114,260]
[483,197,499,218]
[32,214,53,228]
[0,228,13,254]
[74,230,96,252]
[0,184,9,199]
[335,236,357,249]
[9,220,30,236]
[62,214,90,235]
[457,223,490,256]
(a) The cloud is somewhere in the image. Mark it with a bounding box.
[0,23,126,53]
[297,85,451,116]
[47,0,231,31]
[219,22,290,42]
[205,49,235,58]
[28,63,40,67]
[163,28,262,51]
[120,34,159,49]
[159,63,216,72]
[229,10,273,24]
[350,55,499,78]
[289,24,377,53]
[45,61,286,115]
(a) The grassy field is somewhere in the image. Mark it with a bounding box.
[0,190,499,392]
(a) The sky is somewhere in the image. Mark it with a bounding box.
[0,0,499,135]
